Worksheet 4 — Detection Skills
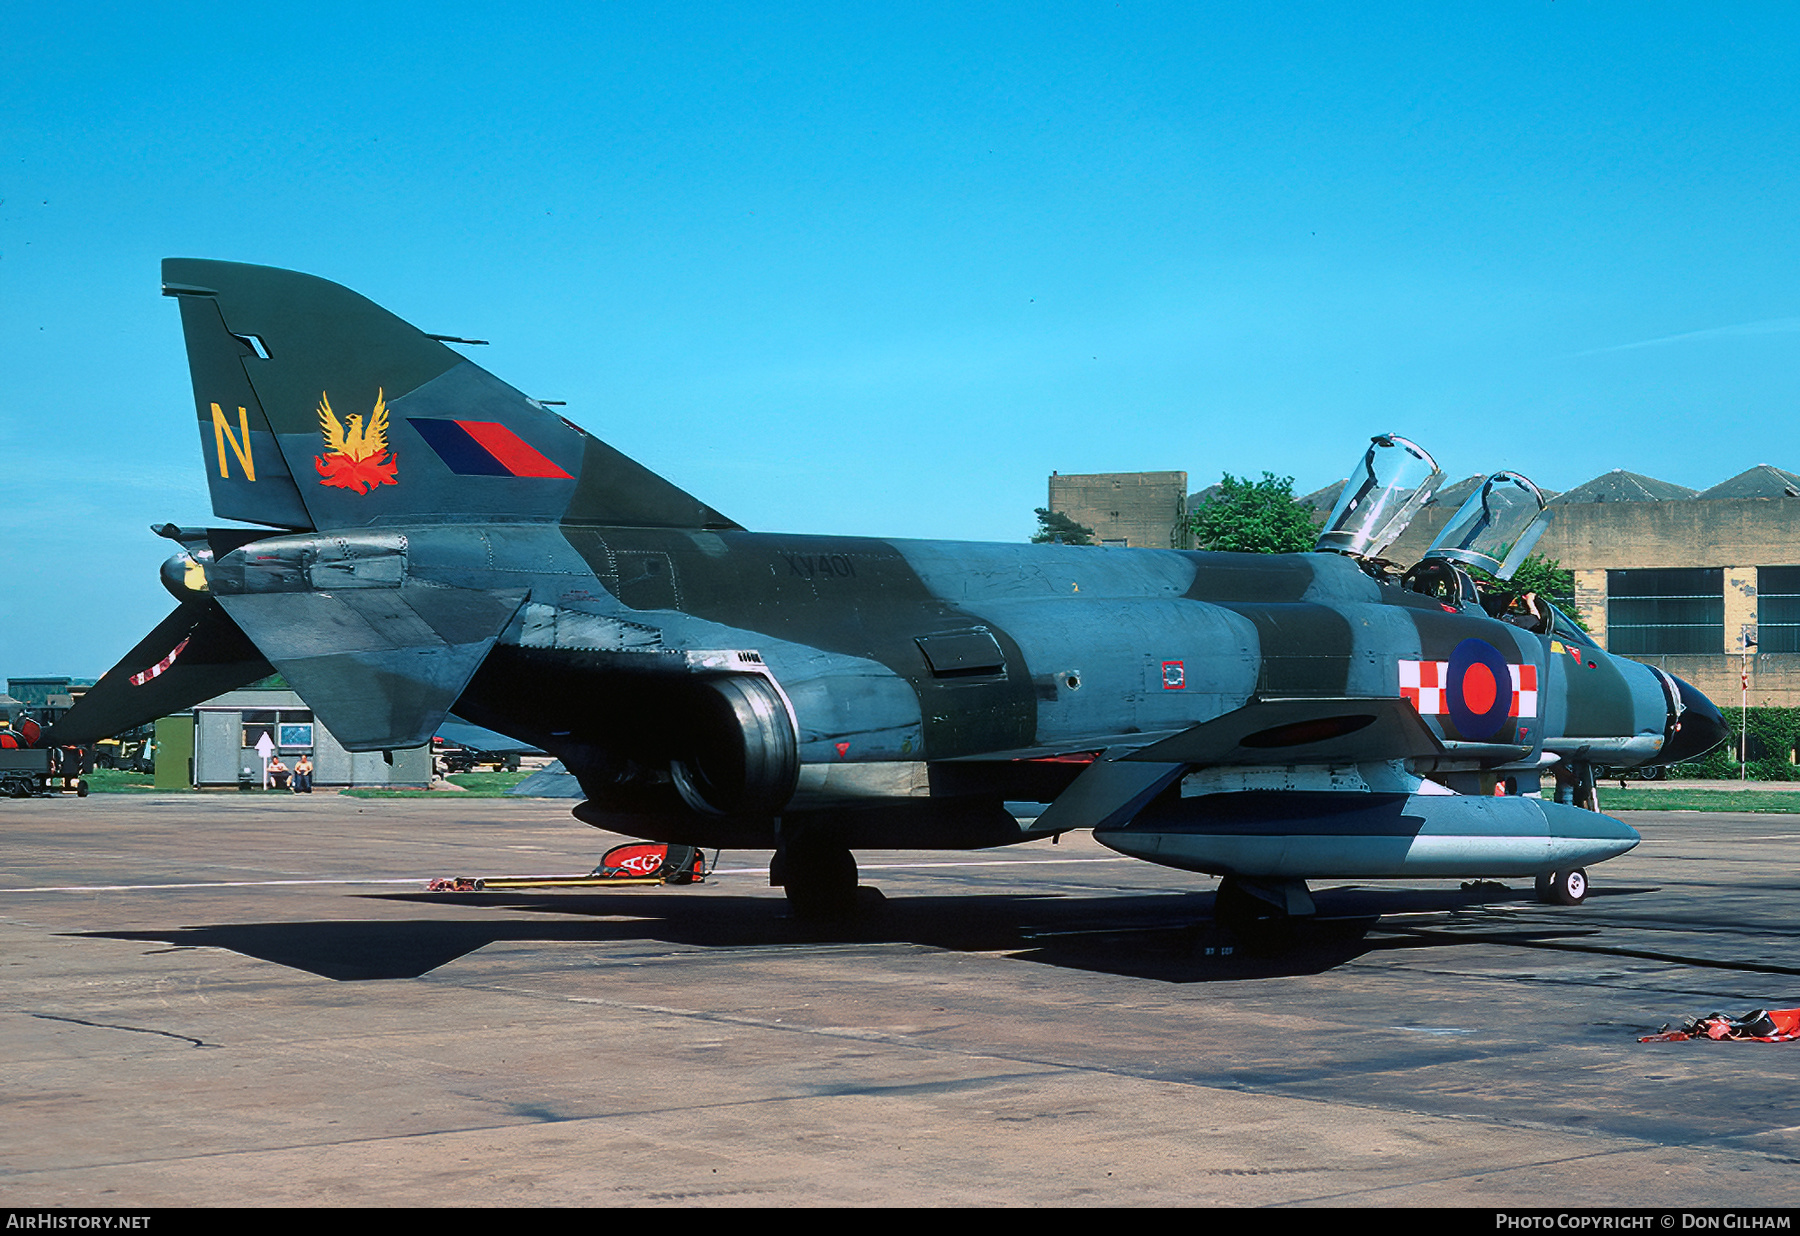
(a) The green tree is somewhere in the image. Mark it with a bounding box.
[1474,554,1590,632]
[1189,472,1317,554]
[1031,508,1096,545]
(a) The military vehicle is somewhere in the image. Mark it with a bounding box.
[53,262,1729,919]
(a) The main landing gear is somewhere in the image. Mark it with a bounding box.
[1211,877,1316,930]
[1535,868,1589,906]
[771,829,862,919]
[1209,870,1592,933]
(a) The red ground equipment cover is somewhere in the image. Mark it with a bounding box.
[596,843,706,884]
[1640,1008,1800,1042]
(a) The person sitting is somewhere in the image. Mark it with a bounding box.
[292,754,314,794]
[268,756,289,791]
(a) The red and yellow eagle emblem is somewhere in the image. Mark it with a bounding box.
[315,390,399,493]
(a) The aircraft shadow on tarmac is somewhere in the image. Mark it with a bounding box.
[72,882,1629,983]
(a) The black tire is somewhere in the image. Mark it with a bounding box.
[1212,879,1271,928]
[1536,868,1589,905]
[1210,879,1305,951]
[781,841,859,919]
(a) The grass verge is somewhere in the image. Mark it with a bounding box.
[79,769,162,792]
[79,769,534,797]
[1601,788,1800,813]
[82,769,1800,812]
[340,771,533,798]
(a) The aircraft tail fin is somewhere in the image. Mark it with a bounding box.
[163,259,739,532]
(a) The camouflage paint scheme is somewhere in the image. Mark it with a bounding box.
[56,262,1728,908]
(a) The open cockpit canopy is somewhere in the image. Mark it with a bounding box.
[1420,471,1550,581]
[1314,434,1444,561]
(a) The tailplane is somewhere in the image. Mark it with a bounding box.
[49,598,273,746]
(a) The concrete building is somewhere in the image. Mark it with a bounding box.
[1046,471,1191,548]
[1383,464,1800,709]
[1541,468,1800,712]
[4,677,97,731]
[5,677,97,708]
[1052,464,1800,710]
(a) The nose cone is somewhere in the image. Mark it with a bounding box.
[1662,676,1730,765]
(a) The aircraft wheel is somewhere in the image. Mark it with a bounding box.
[1536,868,1588,906]
[1213,878,1275,928]
[781,840,859,919]
[76,779,89,798]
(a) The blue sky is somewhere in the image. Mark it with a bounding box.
[6,3,1800,677]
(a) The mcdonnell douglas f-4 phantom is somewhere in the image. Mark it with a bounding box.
[55,261,1729,920]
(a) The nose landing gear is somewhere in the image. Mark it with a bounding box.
[1535,867,1589,906]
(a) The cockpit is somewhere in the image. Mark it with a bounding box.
[1540,600,1598,648]
[1400,558,1483,609]
[1314,437,1566,633]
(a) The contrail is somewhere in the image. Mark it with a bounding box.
[1578,317,1800,355]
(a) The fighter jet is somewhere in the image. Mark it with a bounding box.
[54,261,1729,920]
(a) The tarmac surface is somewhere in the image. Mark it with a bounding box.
[3,791,1799,1208]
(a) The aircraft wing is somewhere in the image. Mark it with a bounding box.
[1116,696,1444,765]
[1023,697,1444,837]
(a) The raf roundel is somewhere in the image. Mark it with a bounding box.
[1446,638,1514,741]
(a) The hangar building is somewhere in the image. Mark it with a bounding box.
[1047,463,1800,709]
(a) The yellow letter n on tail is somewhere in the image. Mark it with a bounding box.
[211,402,256,481]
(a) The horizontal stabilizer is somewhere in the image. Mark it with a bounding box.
[1119,697,1445,766]
[215,584,527,750]
[49,601,274,745]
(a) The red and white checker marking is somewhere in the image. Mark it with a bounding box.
[1399,660,1537,718]
[1399,659,1449,715]
[1510,663,1538,718]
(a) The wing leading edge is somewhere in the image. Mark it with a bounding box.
[1024,697,1446,836]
